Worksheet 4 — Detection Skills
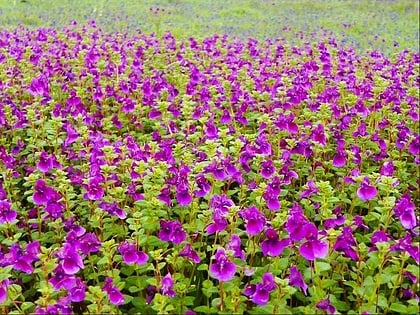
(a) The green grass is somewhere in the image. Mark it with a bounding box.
[0,0,418,54]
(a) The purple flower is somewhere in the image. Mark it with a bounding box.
[316,298,336,314]
[159,220,186,244]
[83,177,104,201]
[244,272,276,305]
[176,187,192,207]
[68,278,86,302]
[179,243,201,263]
[357,177,377,201]
[239,206,266,235]
[333,227,359,260]
[288,266,307,295]
[260,160,275,179]
[58,243,84,275]
[33,179,54,205]
[103,277,125,306]
[394,193,417,230]
[37,151,53,173]
[79,232,101,255]
[227,234,246,260]
[263,187,281,211]
[261,228,290,257]
[118,241,148,265]
[98,201,127,219]
[49,265,77,290]
[0,200,17,224]
[380,161,394,176]
[300,179,319,199]
[332,150,347,167]
[209,248,236,282]
[161,273,176,297]
[0,279,9,303]
[299,223,329,261]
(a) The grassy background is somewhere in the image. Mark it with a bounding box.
[0,0,418,55]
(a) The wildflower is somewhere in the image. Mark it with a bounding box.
[49,265,77,290]
[394,193,417,230]
[0,279,9,303]
[316,298,336,314]
[299,223,329,261]
[103,277,125,306]
[179,243,201,263]
[33,179,54,205]
[288,266,308,295]
[261,228,290,257]
[98,201,127,219]
[209,248,236,282]
[58,243,84,275]
[159,220,186,244]
[263,187,281,211]
[239,206,266,235]
[161,273,176,297]
[300,179,319,199]
[83,177,104,201]
[0,200,17,224]
[260,160,275,179]
[333,227,359,260]
[118,241,148,265]
[244,272,276,305]
[380,161,394,176]
[356,177,377,201]
[68,278,86,302]
[227,234,246,260]
[176,186,192,207]
[37,151,53,172]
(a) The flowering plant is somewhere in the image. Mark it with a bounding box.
[0,22,418,315]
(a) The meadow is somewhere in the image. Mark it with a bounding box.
[0,1,419,314]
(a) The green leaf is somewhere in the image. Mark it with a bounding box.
[315,261,331,272]
[389,302,407,313]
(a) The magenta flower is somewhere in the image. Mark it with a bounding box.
[159,220,186,244]
[260,160,275,178]
[103,277,125,306]
[37,151,53,173]
[176,187,192,207]
[161,273,176,298]
[288,266,308,295]
[0,279,9,303]
[299,223,329,261]
[316,298,336,315]
[227,234,246,260]
[333,227,359,261]
[394,193,417,230]
[33,179,54,205]
[239,206,266,235]
[180,243,201,263]
[356,177,377,201]
[209,248,236,282]
[0,200,17,224]
[58,243,84,275]
[49,265,77,290]
[83,177,104,201]
[263,187,281,211]
[68,278,86,302]
[118,241,148,265]
[332,150,347,167]
[79,232,102,255]
[244,272,276,305]
[261,228,290,257]
[380,161,394,176]
[299,179,319,199]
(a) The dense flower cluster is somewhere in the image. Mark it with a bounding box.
[0,22,418,314]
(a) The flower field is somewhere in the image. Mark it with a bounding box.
[0,2,419,315]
